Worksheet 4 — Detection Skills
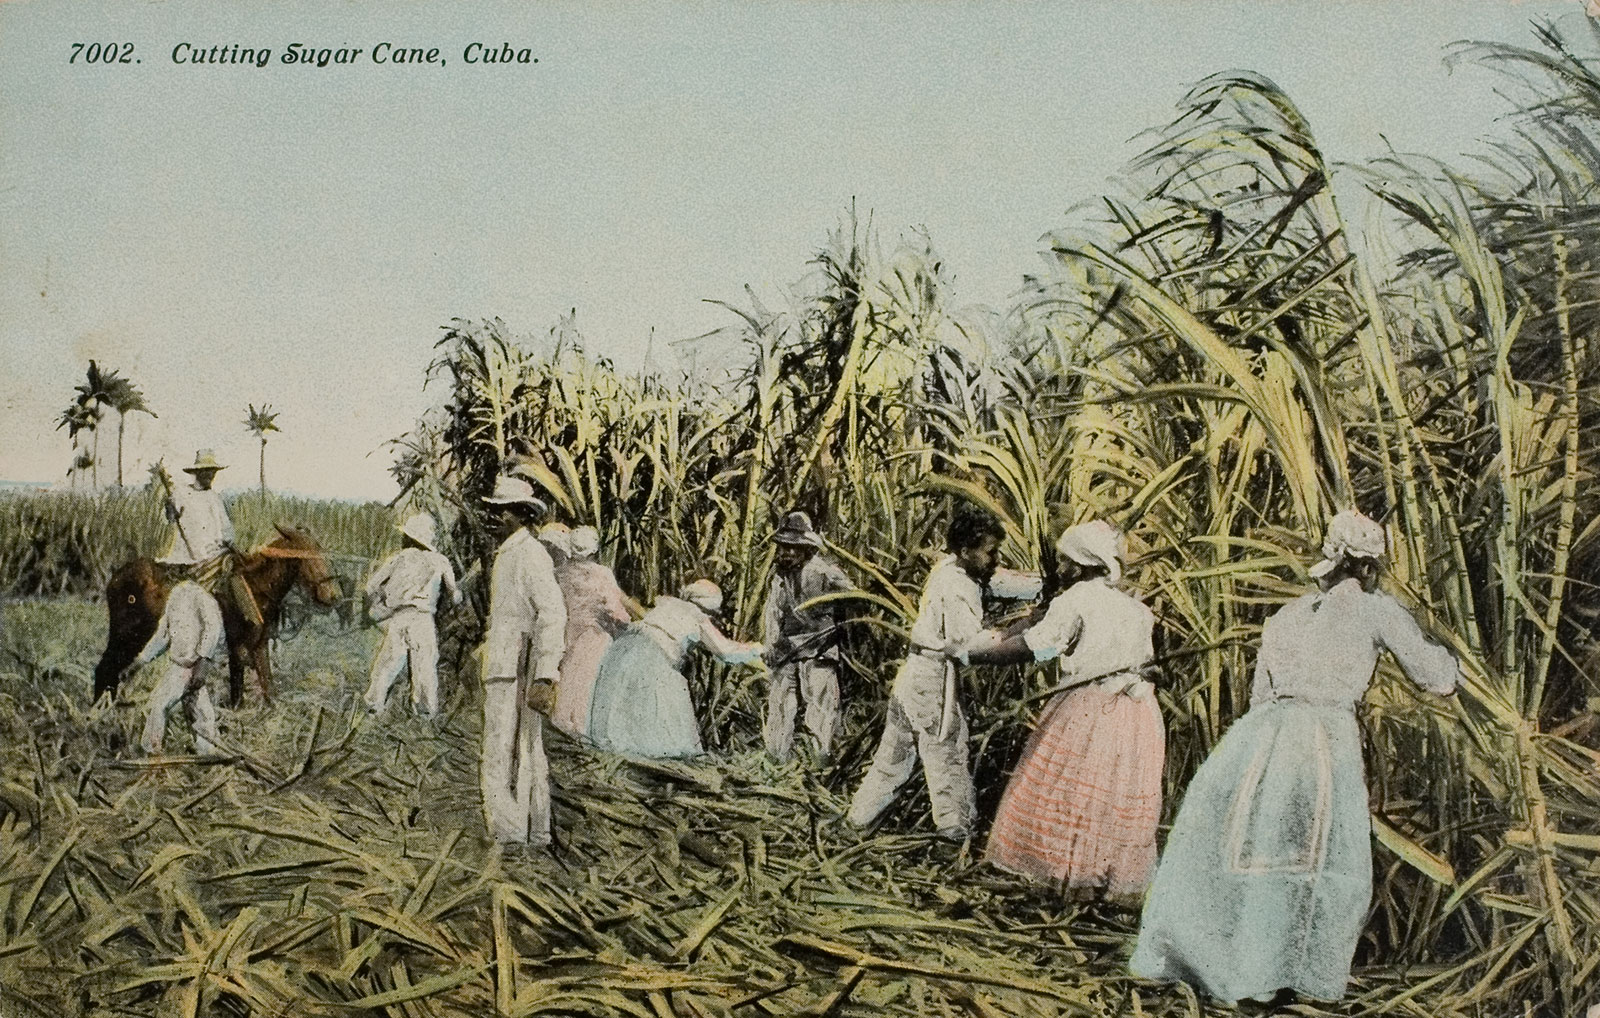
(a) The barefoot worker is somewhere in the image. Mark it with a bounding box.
[762,511,856,763]
[362,512,461,717]
[957,519,1162,901]
[1131,510,1461,1004]
[846,504,1007,841]
[478,475,568,847]
[123,572,227,756]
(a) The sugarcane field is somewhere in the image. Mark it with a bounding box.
[5,3,1600,1017]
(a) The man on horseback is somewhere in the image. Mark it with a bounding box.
[160,449,262,630]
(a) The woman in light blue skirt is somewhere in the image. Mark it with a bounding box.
[588,579,762,759]
[1130,511,1460,1003]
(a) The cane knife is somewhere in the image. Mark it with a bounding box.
[156,460,199,563]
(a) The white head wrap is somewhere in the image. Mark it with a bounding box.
[538,522,572,558]
[1055,520,1124,585]
[567,526,600,560]
[679,579,723,614]
[1309,509,1387,578]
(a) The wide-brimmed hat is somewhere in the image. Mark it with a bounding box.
[679,579,723,613]
[1055,520,1124,585]
[1309,509,1387,579]
[482,474,547,513]
[773,510,824,548]
[567,526,600,560]
[182,449,226,474]
[399,513,439,551]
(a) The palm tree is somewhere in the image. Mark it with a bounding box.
[54,400,99,488]
[70,360,113,488]
[243,403,280,493]
[104,375,156,487]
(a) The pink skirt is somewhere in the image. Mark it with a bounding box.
[550,627,613,737]
[984,682,1164,895]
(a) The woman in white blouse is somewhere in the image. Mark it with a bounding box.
[1131,509,1460,1004]
[586,579,762,758]
[958,520,1161,900]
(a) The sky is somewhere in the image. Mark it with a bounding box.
[0,0,1580,501]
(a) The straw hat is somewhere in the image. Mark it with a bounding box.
[567,526,600,560]
[182,449,226,474]
[773,511,824,548]
[1055,520,1124,584]
[1309,509,1387,579]
[399,513,439,551]
[482,474,547,513]
[679,579,724,614]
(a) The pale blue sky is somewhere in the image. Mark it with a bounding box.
[0,0,1576,500]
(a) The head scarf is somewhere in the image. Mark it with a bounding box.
[538,523,573,558]
[679,579,724,614]
[567,526,600,560]
[1309,509,1387,578]
[1055,520,1124,585]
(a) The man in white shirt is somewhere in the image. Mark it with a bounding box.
[478,474,567,847]
[363,513,461,716]
[123,577,227,755]
[847,504,1007,841]
[159,449,262,628]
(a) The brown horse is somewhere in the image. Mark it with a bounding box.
[93,524,343,706]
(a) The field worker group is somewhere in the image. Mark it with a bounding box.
[127,442,1466,1007]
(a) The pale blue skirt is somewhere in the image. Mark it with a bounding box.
[1130,700,1372,1002]
[587,629,704,759]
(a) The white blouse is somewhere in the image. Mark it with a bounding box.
[1250,579,1457,709]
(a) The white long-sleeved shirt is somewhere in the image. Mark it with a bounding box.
[159,484,233,564]
[1250,578,1457,709]
[482,529,567,682]
[903,556,987,654]
[365,547,460,617]
[889,556,989,721]
[134,581,226,668]
[636,597,762,669]
[1021,577,1155,693]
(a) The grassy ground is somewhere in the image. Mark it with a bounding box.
[0,599,1532,1017]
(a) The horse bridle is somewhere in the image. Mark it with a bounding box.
[252,545,342,601]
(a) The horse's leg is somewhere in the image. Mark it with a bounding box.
[227,636,247,707]
[252,639,272,705]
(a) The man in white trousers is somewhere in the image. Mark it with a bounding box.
[363,512,461,716]
[123,575,228,756]
[479,474,567,847]
[846,504,1007,841]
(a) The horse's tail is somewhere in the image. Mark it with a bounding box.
[93,559,164,701]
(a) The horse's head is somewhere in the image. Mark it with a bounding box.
[273,523,343,607]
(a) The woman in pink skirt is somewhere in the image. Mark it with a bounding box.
[957,520,1160,901]
[549,526,634,738]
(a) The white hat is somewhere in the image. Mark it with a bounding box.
[567,526,600,560]
[1055,520,1124,585]
[399,513,439,551]
[483,474,547,512]
[182,449,226,473]
[679,579,723,613]
[1309,509,1387,578]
